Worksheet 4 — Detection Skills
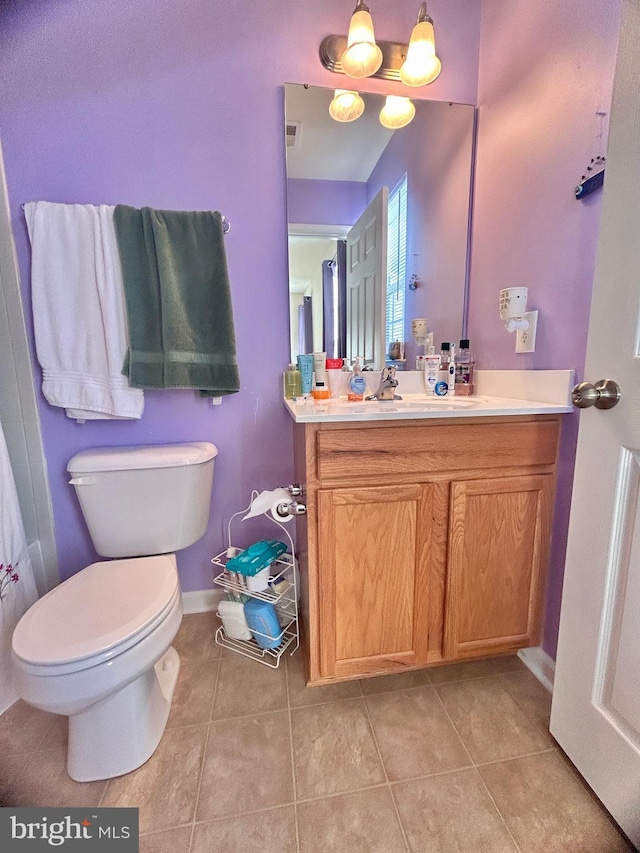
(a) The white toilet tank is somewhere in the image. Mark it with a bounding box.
[67,442,218,558]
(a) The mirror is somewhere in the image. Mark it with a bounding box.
[284,83,475,369]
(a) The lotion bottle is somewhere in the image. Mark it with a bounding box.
[312,351,330,400]
[424,347,439,397]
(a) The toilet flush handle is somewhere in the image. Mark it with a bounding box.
[68,476,96,486]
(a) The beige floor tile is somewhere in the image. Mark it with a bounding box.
[4,744,107,808]
[365,686,471,781]
[167,656,219,728]
[102,724,207,834]
[0,700,63,754]
[428,657,517,684]
[489,655,527,675]
[392,769,517,853]
[212,652,287,720]
[499,669,553,732]
[139,825,192,853]
[479,751,633,852]
[437,676,552,763]
[298,786,406,853]
[0,753,23,806]
[360,669,430,696]
[173,612,221,660]
[292,698,385,800]
[287,651,361,707]
[192,806,297,853]
[197,711,293,822]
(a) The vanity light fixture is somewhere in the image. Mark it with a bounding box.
[399,3,441,87]
[340,0,383,79]
[319,2,442,85]
[329,89,366,122]
[379,95,416,129]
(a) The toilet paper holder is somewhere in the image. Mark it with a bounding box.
[243,484,306,521]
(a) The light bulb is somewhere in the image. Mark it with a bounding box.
[399,5,442,87]
[399,19,441,86]
[379,95,415,129]
[340,3,383,79]
[329,89,365,122]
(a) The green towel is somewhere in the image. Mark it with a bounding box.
[113,205,240,394]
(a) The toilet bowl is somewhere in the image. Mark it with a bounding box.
[11,441,217,782]
[13,555,183,781]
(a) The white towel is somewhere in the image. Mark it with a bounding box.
[24,201,144,420]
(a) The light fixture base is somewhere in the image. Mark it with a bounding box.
[320,34,408,81]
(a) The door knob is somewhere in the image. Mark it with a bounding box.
[571,379,621,410]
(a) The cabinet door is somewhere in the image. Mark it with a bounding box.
[317,483,433,679]
[444,474,554,659]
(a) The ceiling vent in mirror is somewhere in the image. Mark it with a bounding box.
[286,122,302,149]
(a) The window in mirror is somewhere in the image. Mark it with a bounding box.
[386,174,408,359]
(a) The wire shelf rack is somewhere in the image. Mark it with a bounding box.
[211,547,299,668]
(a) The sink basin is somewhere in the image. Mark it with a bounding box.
[328,397,479,414]
[365,397,477,409]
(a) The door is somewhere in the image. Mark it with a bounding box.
[317,483,432,679]
[550,1,640,845]
[346,187,388,368]
[444,475,554,661]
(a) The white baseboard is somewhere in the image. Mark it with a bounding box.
[518,646,555,694]
[181,589,224,614]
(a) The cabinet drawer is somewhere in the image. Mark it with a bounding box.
[316,419,559,480]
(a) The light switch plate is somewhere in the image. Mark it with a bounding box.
[516,310,538,353]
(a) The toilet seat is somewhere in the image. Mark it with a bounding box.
[12,555,179,676]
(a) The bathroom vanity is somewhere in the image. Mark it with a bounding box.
[285,376,572,685]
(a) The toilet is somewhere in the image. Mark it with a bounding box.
[11,441,218,783]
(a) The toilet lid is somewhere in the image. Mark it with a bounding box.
[12,555,179,666]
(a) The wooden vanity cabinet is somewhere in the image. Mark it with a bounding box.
[293,416,560,685]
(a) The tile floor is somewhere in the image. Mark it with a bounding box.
[0,613,634,852]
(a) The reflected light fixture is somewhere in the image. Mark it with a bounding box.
[329,89,365,122]
[379,95,416,129]
[340,0,383,79]
[399,3,441,87]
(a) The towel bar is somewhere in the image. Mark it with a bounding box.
[20,203,231,234]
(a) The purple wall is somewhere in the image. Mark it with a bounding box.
[0,0,481,591]
[469,0,622,657]
[286,179,366,227]
[366,102,474,365]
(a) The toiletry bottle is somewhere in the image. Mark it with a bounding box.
[326,357,343,398]
[297,354,314,397]
[455,339,475,395]
[447,343,456,395]
[312,351,330,400]
[348,357,366,401]
[284,364,301,399]
[435,342,450,396]
[424,346,440,397]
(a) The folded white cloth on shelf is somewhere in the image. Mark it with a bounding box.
[24,201,144,420]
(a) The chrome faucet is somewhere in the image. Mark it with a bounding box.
[366,366,402,401]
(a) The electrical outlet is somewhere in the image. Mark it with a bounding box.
[515,310,538,353]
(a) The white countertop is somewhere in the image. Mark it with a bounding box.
[284,370,574,424]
